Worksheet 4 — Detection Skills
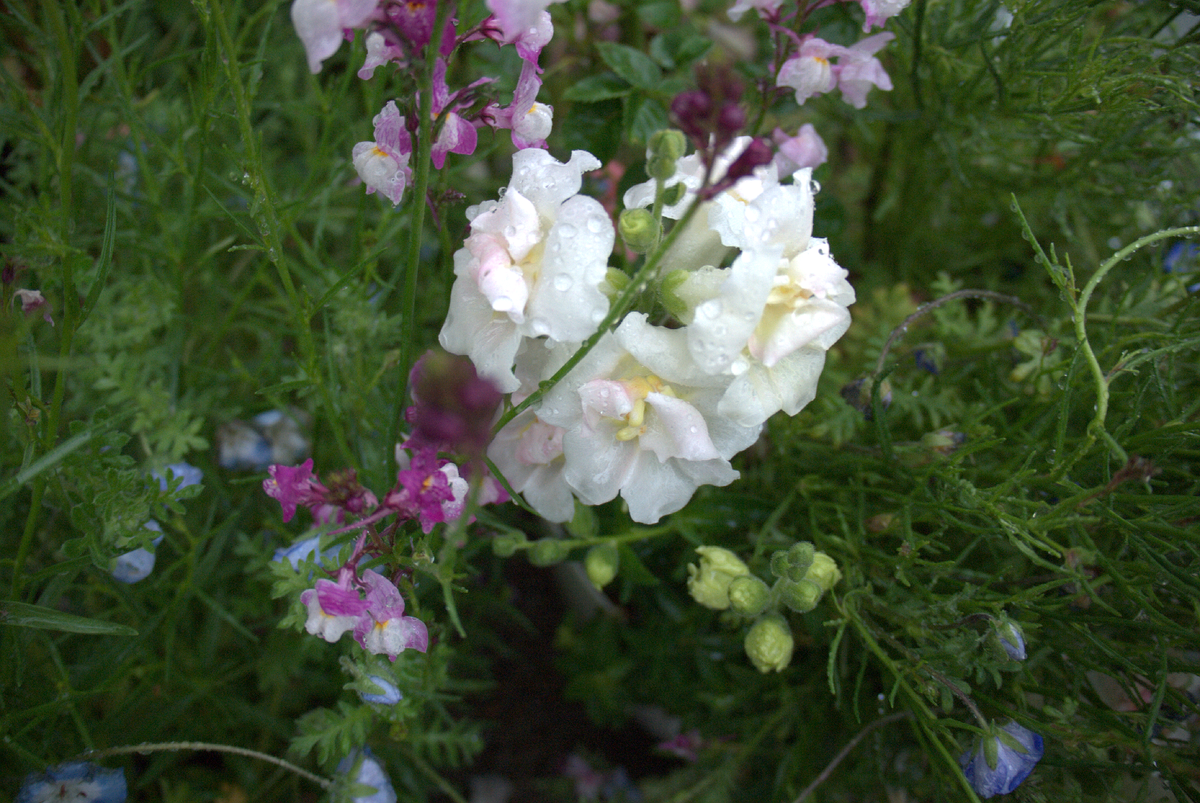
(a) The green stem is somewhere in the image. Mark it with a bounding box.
[1073,225,1200,459]
[389,0,453,473]
[79,742,331,790]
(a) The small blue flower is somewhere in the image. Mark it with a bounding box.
[959,720,1044,798]
[337,748,397,803]
[358,674,403,705]
[153,462,204,491]
[111,522,164,584]
[994,617,1026,661]
[17,761,127,803]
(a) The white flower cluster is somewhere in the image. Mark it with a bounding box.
[439,139,854,524]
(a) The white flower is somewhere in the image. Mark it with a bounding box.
[439,149,614,392]
[538,313,761,524]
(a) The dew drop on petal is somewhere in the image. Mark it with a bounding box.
[699,300,722,319]
[553,273,573,292]
[559,223,577,238]
[531,318,550,336]
[586,217,604,233]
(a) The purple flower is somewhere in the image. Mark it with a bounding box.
[290,0,378,74]
[656,729,704,763]
[405,350,503,457]
[17,761,127,803]
[302,576,370,643]
[482,59,553,150]
[429,60,488,169]
[353,571,430,660]
[858,0,912,32]
[832,33,894,109]
[337,748,397,803]
[771,124,828,174]
[959,721,1044,799]
[264,459,325,523]
[994,617,1027,661]
[14,288,53,326]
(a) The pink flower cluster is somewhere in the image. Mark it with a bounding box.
[777,32,895,109]
[301,565,429,660]
[291,0,566,206]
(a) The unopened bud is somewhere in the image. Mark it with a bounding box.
[492,531,527,558]
[687,546,750,610]
[992,617,1026,661]
[744,615,794,673]
[661,182,687,207]
[602,267,631,302]
[619,208,660,253]
[528,538,572,567]
[840,375,892,420]
[659,269,690,319]
[566,500,598,539]
[647,155,677,182]
[649,129,686,162]
[804,552,841,593]
[585,542,620,589]
[778,579,822,613]
[728,575,770,616]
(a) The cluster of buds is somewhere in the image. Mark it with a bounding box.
[686,541,841,673]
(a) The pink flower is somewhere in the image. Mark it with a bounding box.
[430,60,489,170]
[858,0,911,31]
[482,60,553,150]
[353,571,430,659]
[657,729,704,763]
[352,101,413,206]
[263,459,325,523]
[358,30,405,79]
[725,0,785,22]
[405,350,503,458]
[832,32,894,108]
[777,37,840,106]
[486,0,564,48]
[13,288,53,326]
[290,0,378,74]
[772,124,828,173]
[384,447,461,533]
[301,576,369,642]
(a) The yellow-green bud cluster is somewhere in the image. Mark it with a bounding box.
[744,615,794,673]
[492,530,528,558]
[686,546,750,610]
[771,543,841,614]
[619,208,660,253]
[528,538,572,567]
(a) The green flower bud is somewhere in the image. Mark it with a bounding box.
[585,542,620,589]
[648,155,678,182]
[744,615,794,673]
[686,546,750,610]
[528,538,572,567]
[649,129,686,162]
[803,552,841,593]
[661,181,686,208]
[601,267,631,303]
[778,578,823,613]
[566,500,599,539]
[618,208,660,253]
[728,575,770,617]
[492,531,527,558]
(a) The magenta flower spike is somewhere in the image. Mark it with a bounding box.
[301,577,370,643]
[429,60,487,169]
[264,458,325,523]
[354,572,430,659]
[483,59,553,150]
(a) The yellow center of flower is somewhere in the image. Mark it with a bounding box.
[613,374,677,441]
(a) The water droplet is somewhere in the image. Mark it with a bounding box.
[699,300,722,319]
[504,225,517,239]
[688,425,698,434]
[586,217,604,233]
[600,388,610,398]
[553,273,573,292]
[591,309,606,323]
[745,207,760,222]
[551,242,561,253]
[713,323,727,336]
[559,223,577,238]
[531,318,550,336]
[743,311,755,321]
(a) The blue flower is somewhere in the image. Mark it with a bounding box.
[337,748,397,803]
[959,720,1044,798]
[153,462,204,491]
[994,617,1026,661]
[111,522,164,584]
[358,674,403,705]
[17,761,127,803]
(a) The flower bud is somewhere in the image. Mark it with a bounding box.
[778,578,822,613]
[649,129,686,163]
[585,542,620,589]
[840,375,892,420]
[804,552,841,593]
[601,267,631,302]
[992,617,1026,661]
[619,208,660,253]
[728,575,770,616]
[528,538,572,567]
[566,500,599,539]
[659,269,691,319]
[744,615,794,673]
[686,546,750,610]
[492,530,527,557]
[660,182,687,207]
[647,155,677,182]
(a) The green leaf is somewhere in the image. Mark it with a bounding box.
[636,1,682,29]
[563,73,632,102]
[0,600,138,636]
[626,95,670,146]
[560,99,623,164]
[596,42,663,90]
[649,30,712,70]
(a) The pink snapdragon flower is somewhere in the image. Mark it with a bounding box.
[486,0,565,48]
[429,60,490,169]
[291,0,378,73]
[302,574,370,642]
[384,447,466,534]
[264,459,326,523]
[353,571,430,659]
[352,101,413,206]
[776,37,839,106]
[482,60,553,150]
[13,288,53,325]
[833,32,894,108]
[725,0,785,22]
[858,0,912,31]
[772,124,828,173]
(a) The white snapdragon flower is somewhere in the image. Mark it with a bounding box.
[440,149,614,392]
[538,313,761,524]
[671,166,855,427]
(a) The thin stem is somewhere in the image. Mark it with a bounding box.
[873,289,1037,377]
[793,711,911,803]
[399,745,469,803]
[79,742,332,790]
